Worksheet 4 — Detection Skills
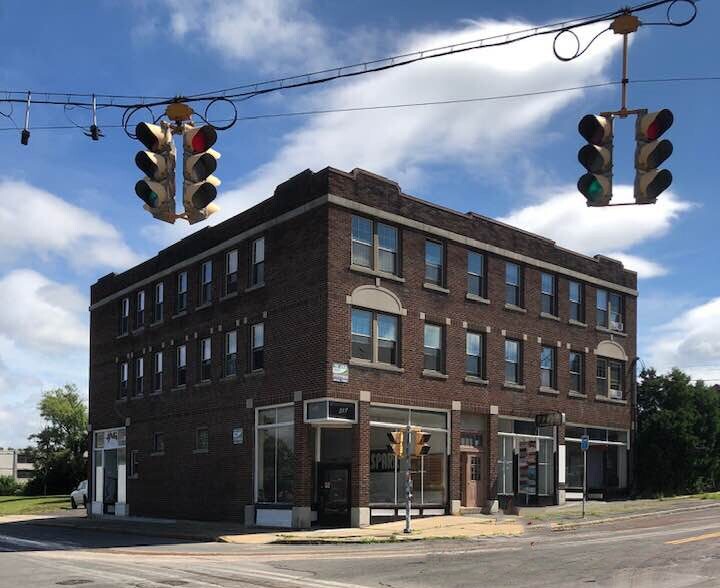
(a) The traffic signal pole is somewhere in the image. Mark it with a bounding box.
[404,425,413,534]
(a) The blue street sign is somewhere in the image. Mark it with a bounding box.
[580,434,590,451]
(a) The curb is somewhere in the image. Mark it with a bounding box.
[546,502,720,531]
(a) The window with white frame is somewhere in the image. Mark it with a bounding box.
[569,351,584,393]
[505,339,521,384]
[119,298,129,335]
[351,216,399,275]
[540,345,555,388]
[541,273,556,315]
[569,281,584,322]
[134,356,144,396]
[505,263,521,306]
[135,291,145,328]
[224,330,237,376]
[199,337,212,381]
[596,289,624,331]
[176,271,188,312]
[225,249,238,295]
[423,323,444,373]
[154,282,164,322]
[153,351,163,392]
[424,240,444,286]
[251,237,265,287]
[176,344,187,386]
[351,216,373,268]
[466,331,485,378]
[119,361,128,398]
[351,308,398,365]
[467,251,486,298]
[596,357,623,398]
[251,323,264,371]
[200,261,213,305]
[256,405,294,503]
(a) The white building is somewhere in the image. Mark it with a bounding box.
[0,448,34,484]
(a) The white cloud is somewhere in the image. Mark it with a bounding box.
[0,180,141,271]
[162,0,330,71]
[499,185,692,278]
[646,297,720,383]
[0,269,88,353]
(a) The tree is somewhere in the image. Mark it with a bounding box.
[26,384,88,495]
[636,368,720,496]
[0,475,22,496]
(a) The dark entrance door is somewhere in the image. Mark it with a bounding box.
[102,449,118,514]
[317,463,350,527]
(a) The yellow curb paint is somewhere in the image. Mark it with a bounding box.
[666,531,720,545]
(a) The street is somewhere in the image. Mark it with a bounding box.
[0,507,718,588]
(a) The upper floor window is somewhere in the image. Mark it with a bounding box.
[195,427,209,452]
[153,432,165,454]
[596,289,624,331]
[504,339,521,384]
[176,344,187,387]
[467,252,486,298]
[540,346,555,389]
[176,271,188,313]
[569,351,583,393]
[135,291,145,329]
[251,237,265,287]
[199,337,212,382]
[134,356,144,396]
[505,263,522,306]
[119,361,128,398]
[425,241,444,286]
[251,323,264,371]
[466,332,485,379]
[154,282,164,322]
[541,273,556,316]
[224,330,237,377]
[225,249,238,295]
[153,351,163,392]
[423,323,444,373]
[200,261,213,305]
[597,357,624,399]
[350,308,398,365]
[351,216,399,275]
[119,297,129,335]
[569,281,584,322]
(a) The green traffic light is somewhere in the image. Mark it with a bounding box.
[135,180,159,208]
[578,173,609,204]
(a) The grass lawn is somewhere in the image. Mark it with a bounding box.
[0,495,70,516]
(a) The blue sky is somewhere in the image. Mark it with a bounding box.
[0,0,718,446]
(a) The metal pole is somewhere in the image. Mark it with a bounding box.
[620,33,629,114]
[582,449,587,519]
[404,425,412,534]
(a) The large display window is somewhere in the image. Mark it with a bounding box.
[256,405,294,504]
[565,426,628,495]
[369,405,448,506]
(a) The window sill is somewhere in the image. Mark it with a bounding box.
[423,282,449,294]
[150,320,164,328]
[349,264,405,283]
[171,385,186,392]
[220,374,238,382]
[502,382,526,391]
[568,391,587,399]
[538,386,560,396]
[149,390,162,396]
[150,452,165,457]
[131,327,145,335]
[595,326,627,337]
[595,394,627,405]
[568,319,588,328]
[504,303,527,314]
[195,380,212,388]
[192,449,209,455]
[116,333,129,340]
[466,293,490,305]
[464,375,489,386]
[130,394,144,400]
[349,358,404,373]
[244,369,265,379]
[540,312,560,322]
[195,302,212,311]
[422,369,448,380]
[115,396,128,403]
[245,282,265,293]
[220,291,238,301]
[171,311,188,319]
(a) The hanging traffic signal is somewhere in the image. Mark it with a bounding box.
[577,114,613,207]
[387,431,404,457]
[183,124,221,224]
[634,109,673,204]
[412,431,432,457]
[134,122,177,224]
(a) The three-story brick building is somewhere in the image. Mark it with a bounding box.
[89,167,636,528]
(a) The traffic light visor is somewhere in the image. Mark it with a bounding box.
[135,151,169,180]
[578,173,611,204]
[637,109,674,141]
[185,125,218,153]
[135,180,159,208]
[186,152,218,183]
[578,114,612,145]
[578,144,612,174]
[136,123,166,152]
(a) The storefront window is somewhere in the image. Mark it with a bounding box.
[564,425,629,492]
[497,436,514,495]
[256,405,294,503]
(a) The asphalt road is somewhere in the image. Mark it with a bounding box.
[0,507,718,588]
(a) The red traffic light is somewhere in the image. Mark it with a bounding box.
[186,125,218,154]
[636,109,674,142]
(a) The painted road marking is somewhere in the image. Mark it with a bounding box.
[666,531,720,545]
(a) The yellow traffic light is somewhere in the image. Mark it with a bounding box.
[412,431,432,457]
[387,431,404,458]
[183,124,221,224]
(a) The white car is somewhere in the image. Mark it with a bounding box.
[70,480,88,509]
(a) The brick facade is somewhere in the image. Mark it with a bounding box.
[89,167,636,525]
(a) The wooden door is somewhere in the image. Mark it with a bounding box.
[462,452,485,507]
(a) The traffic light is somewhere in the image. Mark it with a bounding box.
[134,122,177,224]
[387,431,404,457]
[412,431,432,457]
[183,124,221,224]
[634,109,673,204]
[577,114,613,206]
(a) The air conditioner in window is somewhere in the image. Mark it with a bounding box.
[609,389,623,400]
[610,320,624,332]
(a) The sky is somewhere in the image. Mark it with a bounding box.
[0,0,718,447]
